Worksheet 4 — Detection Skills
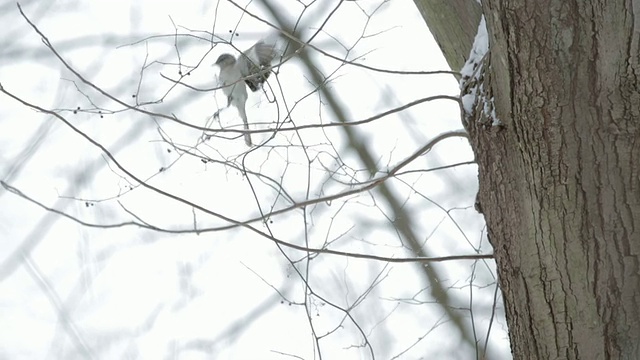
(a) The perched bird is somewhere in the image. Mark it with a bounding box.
[214,40,278,146]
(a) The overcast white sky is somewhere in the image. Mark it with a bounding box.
[0,0,511,359]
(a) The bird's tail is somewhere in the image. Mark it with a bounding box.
[238,105,252,146]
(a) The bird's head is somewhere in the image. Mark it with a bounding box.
[215,54,236,68]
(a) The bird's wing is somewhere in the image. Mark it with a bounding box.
[236,40,277,77]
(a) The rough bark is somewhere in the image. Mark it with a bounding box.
[416,0,640,358]
[462,1,640,359]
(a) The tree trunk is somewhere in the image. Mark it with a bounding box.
[469,1,640,359]
[418,0,640,358]
[412,0,482,73]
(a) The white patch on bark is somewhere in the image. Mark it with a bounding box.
[459,16,500,126]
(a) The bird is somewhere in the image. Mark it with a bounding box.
[214,40,278,146]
